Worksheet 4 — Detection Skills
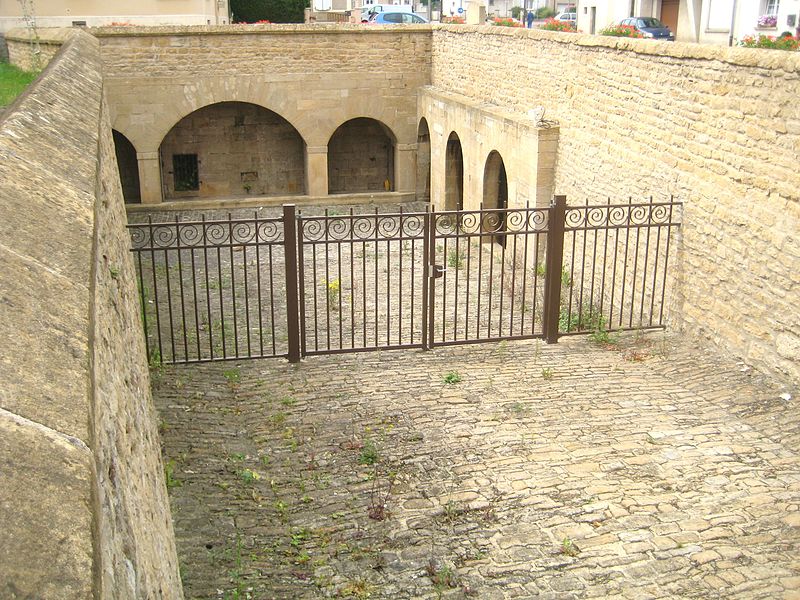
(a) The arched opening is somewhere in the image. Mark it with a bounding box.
[482,150,508,245]
[445,132,463,211]
[112,130,141,204]
[416,118,431,204]
[327,118,395,194]
[158,102,305,200]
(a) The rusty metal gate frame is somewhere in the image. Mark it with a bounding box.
[128,196,681,365]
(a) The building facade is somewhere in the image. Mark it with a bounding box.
[0,0,230,33]
[574,0,800,43]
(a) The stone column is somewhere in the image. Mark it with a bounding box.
[395,143,416,193]
[305,146,329,197]
[137,152,162,205]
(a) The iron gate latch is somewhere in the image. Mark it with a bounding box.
[431,264,446,279]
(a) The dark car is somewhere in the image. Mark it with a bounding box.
[620,17,674,40]
[369,11,429,23]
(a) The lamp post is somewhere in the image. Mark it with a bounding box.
[728,0,738,46]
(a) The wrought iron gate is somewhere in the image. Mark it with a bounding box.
[128,196,681,364]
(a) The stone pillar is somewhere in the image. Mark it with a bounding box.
[305,146,329,197]
[535,126,559,209]
[137,152,162,205]
[395,143,416,193]
[466,0,486,25]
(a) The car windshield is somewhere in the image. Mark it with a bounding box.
[640,18,665,28]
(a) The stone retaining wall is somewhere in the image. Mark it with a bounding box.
[431,26,800,385]
[0,29,182,599]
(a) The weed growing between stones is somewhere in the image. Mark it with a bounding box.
[443,371,462,384]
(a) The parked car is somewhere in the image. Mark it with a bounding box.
[360,3,413,22]
[369,11,429,23]
[620,17,674,40]
[553,11,576,25]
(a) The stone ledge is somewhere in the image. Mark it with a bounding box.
[433,24,800,71]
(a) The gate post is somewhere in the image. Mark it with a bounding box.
[283,204,302,363]
[543,195,567,344]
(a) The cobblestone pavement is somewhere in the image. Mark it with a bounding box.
[153,333,800,599]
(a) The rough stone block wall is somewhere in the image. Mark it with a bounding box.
[160,101,305,198]
[5,27,69,70]
[430,26,800,385]
[328,117,394,193]
[95,26,431,200]
[0,29,182,598]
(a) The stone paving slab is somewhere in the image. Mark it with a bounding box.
[153,333,800,599]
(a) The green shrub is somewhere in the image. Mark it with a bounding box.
[535,7,556,18]
[231,0,308,23]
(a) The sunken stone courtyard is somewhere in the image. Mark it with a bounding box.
[157,334,800,598]
[1,18,799,600]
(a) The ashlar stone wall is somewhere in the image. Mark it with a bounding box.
[0,29,182,599]
[431,26,800,385]
[95,25,432,202]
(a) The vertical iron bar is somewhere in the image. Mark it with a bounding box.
[532,228,541,335]
[174,217,189,361]
[498,224,506,337]
[442,236,447,343]
[487,226,495,338]
[374,208,379,348]
[362,236,367,348]
[254,213,264,357]
[543,195,566,343]
[325,209,331,351]
[269,244,277,357]
[609,216,620,329]
[136,249,151,362]
[242,243,251,358]
[350,209,355,349]
[598,198,610,325]
[427,206,436,349]
[589,205,599,327]
[228,214,239,358]
[629,208,642,328]
[399,208,404,346]
[294,219,303,357]
[386,213,391,347]
[216,243,225,359]
[639,198,653,327]
[577,198,588,329]
[202,216,213,359]
[649,214,663,327]
[283,204,301,363]
[453,217,460,341]
[519,203,530,336]
[410,224,416,344]
[509,222,518,337]
[658,200,675,326]
[337,222,343,350]
[312,232,319,352]
[566,215,577,332]
[162,247,176,362]
[464,224,472,340]
[619,197,632,327]
[421,206,430,350]
[476,205,484,339]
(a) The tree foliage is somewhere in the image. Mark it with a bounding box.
[232,0,308,23]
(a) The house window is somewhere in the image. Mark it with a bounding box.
[764,0,779,15]
[173,154,199,192]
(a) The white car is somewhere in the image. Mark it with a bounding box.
[554,11,576,25]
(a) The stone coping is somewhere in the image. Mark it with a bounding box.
[421,85,560,131]
[125,191,417,213]
[432,24,800,70]
[7,24,798,71]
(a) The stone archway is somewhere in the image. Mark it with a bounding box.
[445,132,464,211]
[327,118,396,194]
[482,150,508,245]
[112,130,141,204]
[158,102,306,200]
[416,118,431,203]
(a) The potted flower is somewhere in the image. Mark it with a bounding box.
[757,14,778,28]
